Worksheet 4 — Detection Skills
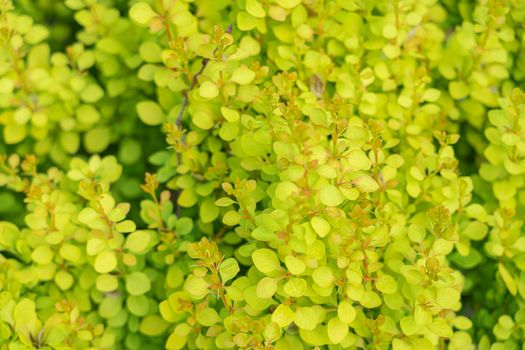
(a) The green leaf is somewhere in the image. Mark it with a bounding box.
[219,123,239,141]
[195,308,221,327]
[119,138,142,165]
[435,287,461,309]
[94,251,118,273]
[184,276,209,299]
[116,220,136,233]
[192,110,214,130]
[347,149,372,170]
[3,124,26,144]
[31,245,53,264]
[337,301,356,324]
[360,291,382,308]
[256,277,278,299]
[140,315,169,336]
[14,107,31,125]
[271,304,294,328]
[252,248,282,275]
[310,216,330,237]
[87,238,106,256]
[453,316,472,330]
[219,258,240,283]
[283,278,307,297]
[327,316,348,344]
[99,296,122,319]
[275,181,300,201]
[166,330,188,350]
[430,318,453,338]
[264,322,281,342]
[199,81,219,99]
[246,0,265,18]
[353,175,379,193]
[284,255,306,275]
[375,274,398,294]
[175,217,193,235]
[462,221,488,241]
[199,198,220,223]
[125,230,151,254]
[400,315,419,336]
[498,263,517,296]
[77,51,96,70]
[220,107,240,122]
[215,197,236,207]
[139,41,162,63]
[81,84,104,103]
[312,266,334,288]
[223,210,241,226]
[96,274,119,292]
[230,65,256,85]
[84,127,111,153]
[276,0,301,9]
[237,11,257,31]
[76,104,101,125]
[294,307,319,330]
[449,81,469,100]
[13,299,39,335]
[46,326,68,346]
[127,295,150,316]
[318,185,345,207]
[385,154,404,168]
[178,189,198,207]
[126,272,151,295]
[251,226,277,241]
[59,244,81,263]
[55,270,74,290]
[136,101,165,126]
[129,2,158,26]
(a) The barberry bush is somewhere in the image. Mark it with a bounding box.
[1,0,525,349]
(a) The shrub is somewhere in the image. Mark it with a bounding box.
[0,0,525,349]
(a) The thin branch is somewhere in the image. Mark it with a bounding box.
[175,58,208,127]
[175,24,233,127]
[172,25,233,215]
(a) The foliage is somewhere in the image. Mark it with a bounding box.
[0,0,525,349]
